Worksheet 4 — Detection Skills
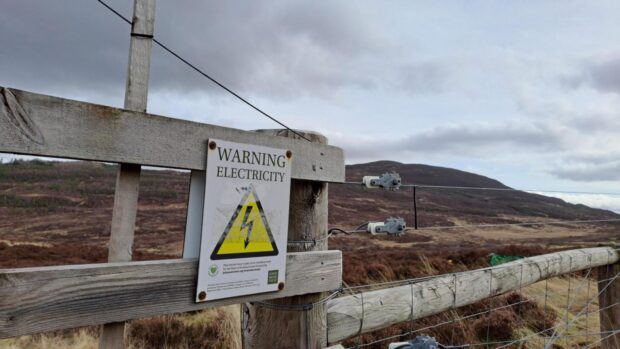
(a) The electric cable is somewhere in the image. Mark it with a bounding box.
[96,0,311,142]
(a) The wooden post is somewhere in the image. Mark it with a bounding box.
[99,1,155,348]
[243,130,330,349]
[598,260,620,349]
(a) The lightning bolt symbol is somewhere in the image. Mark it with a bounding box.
[240,205,255,249]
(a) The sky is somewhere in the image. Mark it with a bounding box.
[2,1,620,211]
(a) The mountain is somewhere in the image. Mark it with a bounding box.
[330,161,618,230]
[0,159,617,269]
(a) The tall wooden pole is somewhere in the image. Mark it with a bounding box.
[598,260,620,349]
[243,129,329,349]
[99,1,155,348]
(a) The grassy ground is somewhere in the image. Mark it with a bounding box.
[0,306,241,349]
[1,160,617,348]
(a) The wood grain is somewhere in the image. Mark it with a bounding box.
[100,1,156,347]
[0,251,342,339]
[243,130,331,349]
[326,247,620,344]
[0,87,345,182]
[598,260,620,349]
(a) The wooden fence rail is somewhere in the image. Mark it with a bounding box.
[326,246,620,344]
[0,251,341,339]
[0,86,344,182]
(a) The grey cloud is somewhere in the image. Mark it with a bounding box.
[0,0,384,100]
[551,161,620,182]
[341,121,566,160]
[588,58,620,93]
[395,62,450,94]
[561,56,620,94]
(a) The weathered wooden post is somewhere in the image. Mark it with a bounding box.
[598,258,620,349]
[243,129,330,349]
[99,0,155,348]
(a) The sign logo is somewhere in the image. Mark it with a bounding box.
[208,264,219,276]
[210,185,279,260]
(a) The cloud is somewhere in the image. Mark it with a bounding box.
[561,54,620,94]
[338,121,568,161]
[587,57,620,93]
[551,161,620,182]
[394,62,450,94]
[0,0,387,100]
[531,192,620,213]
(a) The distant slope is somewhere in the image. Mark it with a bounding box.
[346,161,509,189]
[330,161,618,228]
[0,159,617,268]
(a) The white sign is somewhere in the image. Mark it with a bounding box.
[196,139,292,302]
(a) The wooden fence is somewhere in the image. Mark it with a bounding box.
[1,83,619,348]
[1,0,618,347]
[0,83,344,349]
[326,246,620,347]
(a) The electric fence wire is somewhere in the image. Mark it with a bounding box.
[345,269,620,349]
[339,253,618,346]
[251,289,343,311]
[342,181,620,197]
[322,218,620,238]
[96,0,312,142]
[497,270,620,349]
[287,223,368,246]
[340,256,620,295]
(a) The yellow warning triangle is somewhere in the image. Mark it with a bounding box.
[211,186,279,260]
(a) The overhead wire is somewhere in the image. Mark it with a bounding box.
[95,0,312,142]
[341,181,620,197]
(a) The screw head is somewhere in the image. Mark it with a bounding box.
[286,150,292,159]
[208,141,217,150]
[278,282,285,290]
[198,291,207,301]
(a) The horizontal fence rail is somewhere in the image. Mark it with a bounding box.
[0,87,345,182]
[0,251,342,338]
[326,246,620,344]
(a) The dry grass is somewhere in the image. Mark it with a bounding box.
[1,160,618,348]
[0,307,241,349]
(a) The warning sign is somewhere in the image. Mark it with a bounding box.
[210,185,278,259]
[196,139,292,302]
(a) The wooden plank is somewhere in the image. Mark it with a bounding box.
[244,130,330,349]
[100,1,156,347]
[0,250,342,339]
[107,164,141,262]
[0,87,345,182]
[598,260,620,349]
[182,170,205,259]
[326,247,620,344]
[101,163,141,348]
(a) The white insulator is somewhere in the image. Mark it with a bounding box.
[367,221,385,235]
[362,176,380,188]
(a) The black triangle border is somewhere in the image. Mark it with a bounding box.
[210,185,279,260]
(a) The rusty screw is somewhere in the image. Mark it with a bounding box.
[278,282,285,291]
[198,291,207,301]
[286,150,292,159]
[208,141,217,150]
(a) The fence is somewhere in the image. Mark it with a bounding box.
[1,1,619,348]
[1,83,619,348]
[325,246,620,348]
[0,84,344,349]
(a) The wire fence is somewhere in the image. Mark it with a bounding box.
[337,264,620,349]
[91,3,620,348]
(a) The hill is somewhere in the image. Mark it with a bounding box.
[1,159,618,349]
[0,159,617,269]
[331,160,617,236]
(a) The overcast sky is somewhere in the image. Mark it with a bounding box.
[2,1,620,210]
